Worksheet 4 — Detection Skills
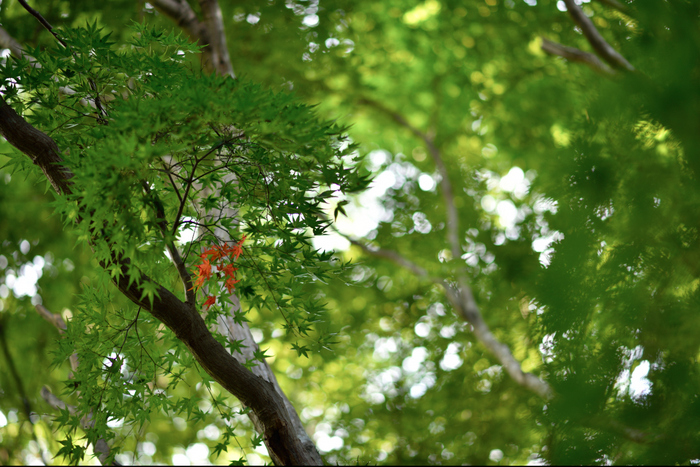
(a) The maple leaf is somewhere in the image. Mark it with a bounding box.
[190,258,213,291]
[203,295,216,310]
[197,259,213,279]
[201,246,222,261]
[224,277,240,293]
[220,263,237,278]
[231,236,246,261]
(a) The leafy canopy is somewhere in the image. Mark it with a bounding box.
[1,20,369,464]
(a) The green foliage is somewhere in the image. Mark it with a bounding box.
[1,0,700,465]
[1,17,368,464]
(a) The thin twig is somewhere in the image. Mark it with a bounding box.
[541,38,616,75]
[172,141,228,234]
[19,2,108,120]
[337,229,554,400]
[40,387,121,465]
[160,159,184,205]
[142,182,196,306]
[17,0,67,48]
[0,316,50,464]
[357,97,462,260]
[562,0,635,71]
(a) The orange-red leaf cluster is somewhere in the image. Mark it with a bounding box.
[190,236,246,309]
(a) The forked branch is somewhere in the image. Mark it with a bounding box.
[541,38,616,75]
[562,0,635,71]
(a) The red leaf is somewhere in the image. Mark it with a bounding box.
[203,295,216,310]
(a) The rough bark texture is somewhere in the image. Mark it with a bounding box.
[0,94,322,465]
[0,99,72,195]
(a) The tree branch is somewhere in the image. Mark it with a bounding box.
[340,231,554,400]
[35,303,67,332]
[0,98,73,195]
[0,94,320,465]
[0,26,30,60]
[197,0,235,77]
[36,304,79,371]
[134,5,315,455]
[35,303,118,464]
[142,182,196,306]
[149,0,204,40]
[334,96,552,399]
[17,0,67,47]
[40,386,120,465]
[357,97,462,260]
[149,0,235,77]
[541,38,616,75]
[459,295,553,400]
[0,316,50,464]
[581,415,662,445]
[0,25,98,110]
[562,0,635,71]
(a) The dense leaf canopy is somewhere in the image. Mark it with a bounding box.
[1,0,699,465]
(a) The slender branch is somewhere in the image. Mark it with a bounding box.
[582,415,662,445]
[160,159,183,205]
[36,303,116,464]
[40,387,120,465]
[460,296,553,399]
[172,155,202,235]
[0,27,97,113]
[342,233,662,444]
[541,38,616,75]
[595,0,629,14]
[562,0,635,71]
[17,0,67,47]
[345,235,437,281]
[35,303,67,332]
[339,230,554,400]
[357,97,462,260]
[36,304,79,371]
[0,26,30,60]
[0,316,50,465]
[142,182,196,306]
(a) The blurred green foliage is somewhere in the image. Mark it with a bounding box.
[1,0,699,465]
